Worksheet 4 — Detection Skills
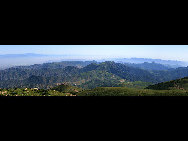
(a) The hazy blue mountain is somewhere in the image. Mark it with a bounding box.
[13,61,98,69]
[124,62,171,71]
[100,58,188,68]
[0,53,98,69]
[1,53,187,70]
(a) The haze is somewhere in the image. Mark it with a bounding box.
[0,45,188,61]
[0,45,188,69]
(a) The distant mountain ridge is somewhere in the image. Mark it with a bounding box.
[0,54,187,69]
[103,58,188,68]
[124,62,171,71]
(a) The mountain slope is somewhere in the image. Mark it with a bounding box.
[146,77,188,90]
[0,61,157,89]
[2,61,188,89]
[81,61,157,83]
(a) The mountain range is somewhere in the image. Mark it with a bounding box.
[1,60,188,89]
[112,58,188,68]
[0,53,188,69]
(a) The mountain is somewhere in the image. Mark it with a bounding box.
[124,62,171,71]
[146,77,188,90]
[0,61,157,89]
[2,61,188,89]
[152,66,188,83]
[1,53,187,70]
[3,60,188,96]
[112,58,188,68]
[14,60,97,69]
[82,61,157,82]
[0,53,89,69]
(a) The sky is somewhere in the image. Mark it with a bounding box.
[0,45,188,61]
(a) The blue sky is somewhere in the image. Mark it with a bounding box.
[0,45,188,61]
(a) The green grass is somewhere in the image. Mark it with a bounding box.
[77,87,188,96]
[1,85,188,96]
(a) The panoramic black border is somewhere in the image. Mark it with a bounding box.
[1,22,188,45]
[0,26,188,106]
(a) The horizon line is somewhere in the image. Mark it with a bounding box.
[0,53,187,62]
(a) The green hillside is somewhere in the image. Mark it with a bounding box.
[146,77,188,90]
[1,61,188,91]
[51,83,83,94]
[77,87,188,96]
[0,61,157,89]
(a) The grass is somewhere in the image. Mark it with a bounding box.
[1,86,188,96]
[77,87,188,96]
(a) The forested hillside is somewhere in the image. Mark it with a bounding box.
[1,61,188,90]
[146,77,188,90]
[0,61,156,89]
